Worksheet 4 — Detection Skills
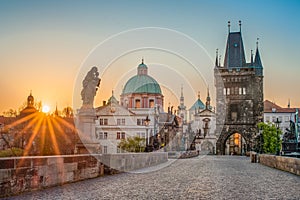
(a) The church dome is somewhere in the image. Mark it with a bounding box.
[122,74,162,94]
[122,60,162,95]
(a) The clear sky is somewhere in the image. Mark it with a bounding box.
[1,0,300,113]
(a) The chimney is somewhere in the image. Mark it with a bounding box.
[103,101,106,106]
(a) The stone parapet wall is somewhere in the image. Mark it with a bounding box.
[0,152,168,197]
[259,154,300,176]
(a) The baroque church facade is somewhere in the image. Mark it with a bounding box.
[95,60,181,154]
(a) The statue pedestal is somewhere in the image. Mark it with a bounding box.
[75,107,101,154]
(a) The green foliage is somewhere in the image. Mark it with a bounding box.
[258,122,282,154]
[0,148,23,157]
[118,136,146,153]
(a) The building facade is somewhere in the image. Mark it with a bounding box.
[95,60,181,154]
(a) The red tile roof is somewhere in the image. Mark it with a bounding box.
[264,100,299,114]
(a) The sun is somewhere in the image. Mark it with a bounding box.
[42,105,50,113]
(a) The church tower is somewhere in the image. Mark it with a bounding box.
[178,85,187,123]
[214,21,264,155]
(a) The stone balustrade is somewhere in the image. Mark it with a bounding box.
[0,152,168,197]
[259,154,300,176]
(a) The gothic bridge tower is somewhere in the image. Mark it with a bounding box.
[214,21,264,155]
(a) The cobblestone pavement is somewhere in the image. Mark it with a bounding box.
[4,156,300,200]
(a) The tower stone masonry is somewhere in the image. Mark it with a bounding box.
[214,21,264,155]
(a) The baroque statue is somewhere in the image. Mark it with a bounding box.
[81,66,101,108]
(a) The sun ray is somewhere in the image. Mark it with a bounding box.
[4,112,38,131]
[46,117,61,155]
[51,117,71,143]
[39,116,47,155]
[13,114,41,143]
[23,115,44,156]
[54,117,77,132]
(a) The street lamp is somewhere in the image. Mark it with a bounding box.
[259,127,263,154]
[144,116,150,152]
[274,118,281,156]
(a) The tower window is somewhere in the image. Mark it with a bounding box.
[243,88,246,95]
[149,99,155,108]
[223,88,227,95]
[135,99,141,108]
[227,88,230,95]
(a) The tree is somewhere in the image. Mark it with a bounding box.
[62,106,73,118]
[2,108,17,117]
[258,122,282,154]
[118,136,146,152]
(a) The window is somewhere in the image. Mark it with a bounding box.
[266,116,270,122]
[279,116,283,123]
[272,116,276,122]
[103,146,107,154]
[243,88,246,95]
[227,88,230,95]
[99,118,108,125]
[223,88,227,95]
[117,118,125,125]
[135,99,141,108]
[149,99,155,108]
[137,118,145,126]
[239,88,242,95]
[285,116,290,122]
[136,132,146,138]
[137,119,142,125]
[99,132,107,140]
[117,132,125,139]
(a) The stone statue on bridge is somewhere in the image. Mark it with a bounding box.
[81,66,101,108]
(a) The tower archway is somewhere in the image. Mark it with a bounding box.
[216,129,253,155]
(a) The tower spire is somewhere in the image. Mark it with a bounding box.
[215,49,219,67]
[228,21,231,33]
[251,49,253,65]
[254,38,262,66]
[206,86,211,110]
[239,20,242,32]
[288,99,291,108]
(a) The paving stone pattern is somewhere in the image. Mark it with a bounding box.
[4,156,300,200]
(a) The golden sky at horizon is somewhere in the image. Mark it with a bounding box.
[1,1,300,114]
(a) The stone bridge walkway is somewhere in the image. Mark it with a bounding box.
[4,156,300,200]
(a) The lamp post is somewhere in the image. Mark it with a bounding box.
[275,118,281,156]
[259,127,263,154]
[144,116,150,152]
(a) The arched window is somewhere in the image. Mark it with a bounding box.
[135,99,141,108]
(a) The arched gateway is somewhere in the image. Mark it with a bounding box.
[214,21,264,155]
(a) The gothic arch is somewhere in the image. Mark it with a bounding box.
[216,128,253,155]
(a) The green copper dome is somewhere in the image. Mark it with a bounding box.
[122,60,162,95]
[122,75,162,94]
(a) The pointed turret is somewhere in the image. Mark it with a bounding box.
[206,87,211,110]
[254,39,262,67]
[54,103,59,116]
[223,20,246,69]
[254,38,263,76]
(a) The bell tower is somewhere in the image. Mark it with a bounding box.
[214,21,264,155]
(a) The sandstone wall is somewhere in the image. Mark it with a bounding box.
[259,154,300,176]
[0,152,168,197]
